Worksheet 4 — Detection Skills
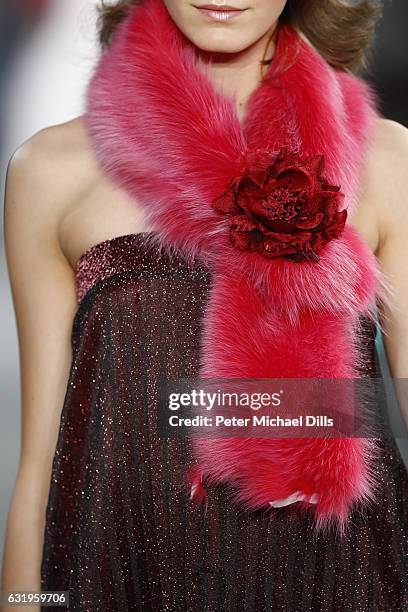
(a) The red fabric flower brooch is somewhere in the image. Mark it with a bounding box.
[212,149,347,262]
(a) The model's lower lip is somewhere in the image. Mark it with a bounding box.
[196,7,246,22]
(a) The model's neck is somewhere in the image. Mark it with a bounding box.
[195,22,278,123]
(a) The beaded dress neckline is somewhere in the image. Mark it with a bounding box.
[74,231,210,308]
[75,232,154,272]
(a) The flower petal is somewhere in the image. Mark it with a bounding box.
[262,240,298,257]
[294,212,324,230]
[213,190,240,214]
[230,214,257,232]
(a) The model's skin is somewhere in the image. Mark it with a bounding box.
[2,0,408,608]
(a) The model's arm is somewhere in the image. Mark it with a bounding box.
[360,118,408,429]
[1,131,78,610]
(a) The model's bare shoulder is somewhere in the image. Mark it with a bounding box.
[6,116,97,212]
[366,118,408,196]
[357,117,408,251]
[4,116,102,257]
[372,117,408,148]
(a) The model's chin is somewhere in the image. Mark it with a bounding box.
[187,28,256,55]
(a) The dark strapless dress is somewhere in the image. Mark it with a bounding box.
[41,232,408,612]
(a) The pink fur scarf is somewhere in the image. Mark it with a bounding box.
[86,0,382,531]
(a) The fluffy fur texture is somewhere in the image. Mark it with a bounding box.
[86,0,382,532]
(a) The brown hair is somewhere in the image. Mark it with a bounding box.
[98,0,382,72]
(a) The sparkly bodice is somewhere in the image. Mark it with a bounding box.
[74,232,205,305]
[41,232,408,612]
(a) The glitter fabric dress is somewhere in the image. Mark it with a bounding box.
[41,232,408,612]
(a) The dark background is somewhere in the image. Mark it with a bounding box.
[367,0,408,125]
